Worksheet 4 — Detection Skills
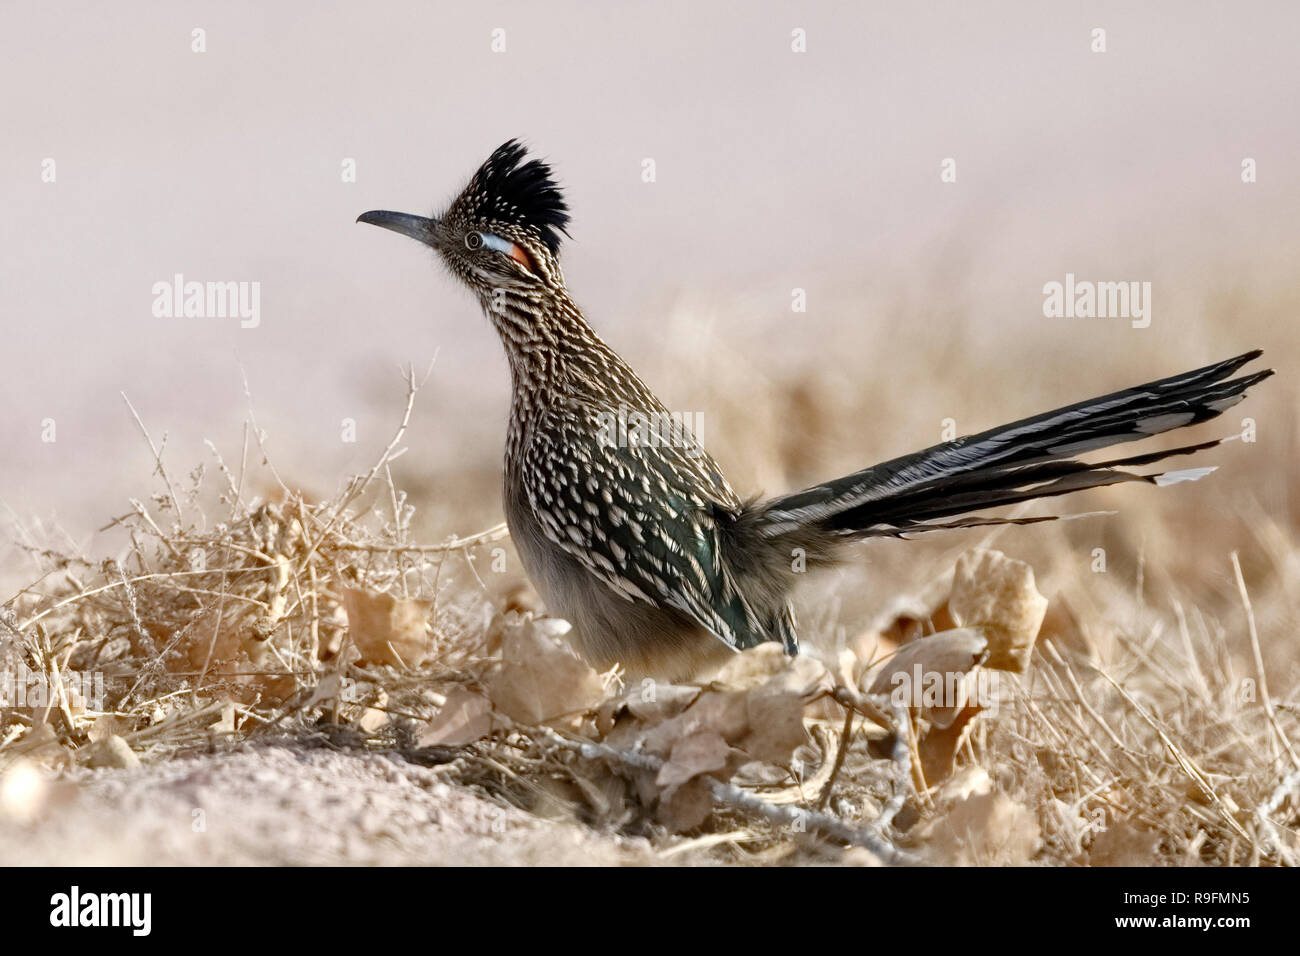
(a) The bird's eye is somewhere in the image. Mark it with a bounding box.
[464,231,484,251]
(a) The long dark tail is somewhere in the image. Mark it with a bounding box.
[754,350,1272,539]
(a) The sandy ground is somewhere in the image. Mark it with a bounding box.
[0,742,653,866]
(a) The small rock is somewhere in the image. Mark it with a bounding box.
[87,734,141,770]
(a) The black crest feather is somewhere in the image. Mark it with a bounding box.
[466,140,571,254]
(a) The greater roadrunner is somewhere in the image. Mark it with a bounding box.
[359,140,1273,679]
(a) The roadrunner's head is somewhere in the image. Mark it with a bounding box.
[358,140,570,301]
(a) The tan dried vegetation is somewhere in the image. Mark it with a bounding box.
[2,351,1298,866]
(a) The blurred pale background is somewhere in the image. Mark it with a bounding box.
[2,1,1298,577]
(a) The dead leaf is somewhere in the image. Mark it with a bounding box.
[948,549,1047,672]
[867,628,988,728]
[418,687,497,747]
[625,683,700,722]
[595,682,699,736]
[741,680,818,765]
[343,588,434,668]
[924,790,1041,865]
[657,777,715,831]
[644,656,819,774]
[657,729,731,791]
[211,700,237,734]
[917,703,982,784]
[358,689,390,732]
[487,620,605,726]
[641,689,750,758]
[590,653,824,832]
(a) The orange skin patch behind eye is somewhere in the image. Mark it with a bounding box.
[478,231,536,271]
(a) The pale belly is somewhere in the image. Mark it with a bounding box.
[503,484,734,681]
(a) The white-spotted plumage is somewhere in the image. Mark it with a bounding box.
[359,140,1272,679]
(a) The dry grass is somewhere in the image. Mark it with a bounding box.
[2,296,1299,866]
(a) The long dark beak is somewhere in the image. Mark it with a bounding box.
[356,210,439,247]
